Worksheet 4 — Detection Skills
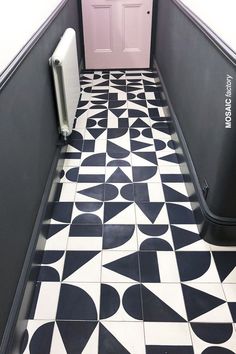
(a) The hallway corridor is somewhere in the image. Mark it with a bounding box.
[22,70,236,354]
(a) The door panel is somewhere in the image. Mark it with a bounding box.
[91,5,112,52]
[82,0,153,69]
[123,4,143,52]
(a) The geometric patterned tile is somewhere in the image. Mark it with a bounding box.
[67,224,103,251]
[44,224,70,250]
[100,283,142,321]
[171,225,210,251]
[134,183,165,202]
[50,321,99,354]
[24,69,233,354]
[99,322,145,354]
[140,251,179,283]
[71,202,104,225]
[104,202,136,224]
[176,251,221,283]
[56,282,100,320]
[102,251,140,283]
[62,251,102,282]
[22,320,54,354]
[212,252,236,283]
[167,202,196,224]
[55,183,77,202]
[182,283,232,322]
[137,224,174,251]
[37,251,65,282]
[59,166,79,183]
[223,284,236,322]
[142,284,187,322]
[190,323,236,354]
[135,203,169,224]
[103,224,137,251]
[132,166,161,183]
[106,166,133,183]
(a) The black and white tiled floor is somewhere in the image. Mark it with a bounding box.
[22,70,236,354]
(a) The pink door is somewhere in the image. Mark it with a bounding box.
[82,0,153,69]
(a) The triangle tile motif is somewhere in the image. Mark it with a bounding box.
[102,251,140,282]
[182,284,226,321]
[104,202,135,224]
[62,251,101,282]
[54,321,98,354]
[141,285,186,322]
[23,70,233,354]
[106,167,132,183]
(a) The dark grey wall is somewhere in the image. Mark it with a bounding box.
[154,0,236,219]
[0,0,81,349]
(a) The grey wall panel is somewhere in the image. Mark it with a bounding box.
[155,0,236,220]
[0,0,81,348]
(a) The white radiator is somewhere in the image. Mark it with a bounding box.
[50,28,80,139]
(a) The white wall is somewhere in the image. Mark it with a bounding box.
[180,0,236,53]
[0,0,62,74]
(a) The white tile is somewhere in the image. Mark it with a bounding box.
[67,236,102,251]
[159,165,182,174]
[158,106,170,118]
[152,128,171,140]
[158,251,180,282]
[144,322,192,345]
[59,183,77,202]
[223,284,236,301]
[34,283,61,320]
[63,158,81,168]
[74,113,88,129]
[93,139,107,153]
